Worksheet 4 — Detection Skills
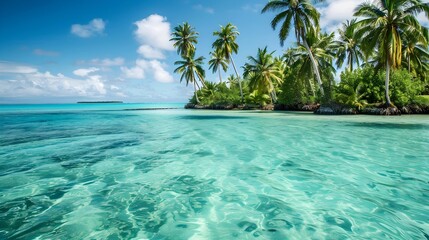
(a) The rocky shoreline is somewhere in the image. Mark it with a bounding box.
[185,103,429,115]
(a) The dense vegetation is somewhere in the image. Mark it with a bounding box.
[170,0,429,111]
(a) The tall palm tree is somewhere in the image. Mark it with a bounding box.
[334,19,364,72]
[213,23,244,102]
[262,0,326,96]
[243,47,283,103]
[354,0,429,106]
[170,22,199,57]
[208,50,229,83]
[288,27,336,97]
[174,52,206,103]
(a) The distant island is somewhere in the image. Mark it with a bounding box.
[77,101,123,104]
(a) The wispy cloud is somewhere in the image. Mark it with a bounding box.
[0,61,37,74]
[0,70,107,97]
[71,18,106,38]
[193,4,214,14]
[73,67,99,77]
[76,57,125,67]
[33,49,59,57]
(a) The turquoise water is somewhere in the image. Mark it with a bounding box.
[0,104,428,239]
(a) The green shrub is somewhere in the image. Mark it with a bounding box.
[190,81,243,106]
[277,67,314,105]
[335,71,367,109]
[414,95,429,105]
[387,69,422,107]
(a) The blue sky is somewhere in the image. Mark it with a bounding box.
[1,0,427,103]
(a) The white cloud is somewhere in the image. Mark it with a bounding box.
[193,4,214,14]
[33,49,59,57]
[122,14,175,83]
[318,0,365,33]
[137,45,165,59]
[149,60,174,83]
[0,70,107,97]
[121,59,173,83]
[134,14,174,52]
[121,66,145,79]
[71,18,106,38]
[73,67,99,77]
[0,61,37,74]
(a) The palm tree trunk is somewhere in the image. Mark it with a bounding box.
[269,81,277,103]
[230,56,244,102]
[408,55,411,72]
[302,40,325,96]
[196,72,206,88]
[218,69,223,83]
[194,81,200,103]
[385,61,391,106]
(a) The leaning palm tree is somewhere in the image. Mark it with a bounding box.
[288,27,336,97]
[334,19,364,72]
[208,50,229,83]
[354,0,429,106]
[170,22,199,57]
[262,0,325,96]
[174,52,206,103]
[213,23,244,102]
[243,47,284,103]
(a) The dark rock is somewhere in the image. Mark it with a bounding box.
[315,106,335,114]
[184,103,195,109]
[314,104,356,115]
[274,103,319,111]
[361,106,401,115]
[262,104,274,110]
[302,104,320,111]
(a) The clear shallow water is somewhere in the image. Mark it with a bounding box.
[0,104,428,239]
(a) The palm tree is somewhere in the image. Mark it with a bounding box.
[287,27,336,97]
[170,22,199,57]
[243,47,283,103]
[402,31,429,74]
[334,19,364,72]
[213,23,244,102]
[354,0,429,106]
[208,50,229,83]
[174,52,206,103]
[262,0,326,96]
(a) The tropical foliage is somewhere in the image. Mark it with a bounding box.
[262,0,326,96]
[213,23,244,102]
[170,0,429,111]
[354,0,429,105]
[243,47,283,103]
[173,52,205,103]
[334,19,364,72]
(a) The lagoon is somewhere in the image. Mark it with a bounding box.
[0,104,428,239]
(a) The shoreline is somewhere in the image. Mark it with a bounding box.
[184,103,429,115]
